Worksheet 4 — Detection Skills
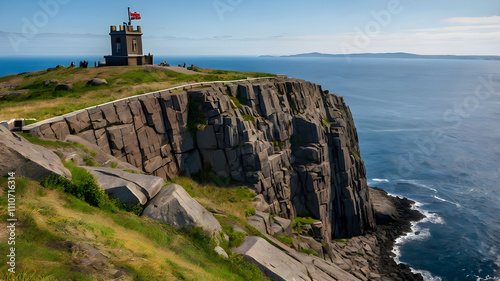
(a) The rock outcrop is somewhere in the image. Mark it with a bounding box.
[0,125,71,181]
[232,236,311,281]
[83,166,163,205]
[142,183,223,237]
[23,77,375,240]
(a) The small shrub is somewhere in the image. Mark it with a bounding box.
[230,96,243,109]
[301,248,319,256]
[242,114,255,124]
[244,207,256,217]
[83,157,99,167]
[273,139,285,149]
[110,162,118,168]
[186,98,207,134]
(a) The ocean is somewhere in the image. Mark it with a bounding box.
[1,56,499,281]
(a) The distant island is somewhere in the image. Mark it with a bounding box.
[260,52,500,61]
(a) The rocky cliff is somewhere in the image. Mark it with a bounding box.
[23,76,375,240]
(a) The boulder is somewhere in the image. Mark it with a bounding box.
[252,194,270,212]
[369,188,397,224]
[87,78,108,86]
[84,167,163,205]
[43,79,59,86]
[0,126,71,181]
[247,211,274,235]
[55,83,72,91]
[232,236,310,281]
[214,246,228,258]
[143,184,222,237]
[272,216,293,236]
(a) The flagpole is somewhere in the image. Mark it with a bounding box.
[128,7,131,26]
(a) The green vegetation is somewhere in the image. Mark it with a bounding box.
[322,118,330,128]
[83,156,99,167]
[244,207,256,217]
[273,138,285,149]
[0,65,276,122]
[230,96,243,109]
[334,239,349,245]
[169,177,255,221]
[349,149,361,160]
[242,114,255,124]
[292,216,316,229]
[274,235,294,245]
[0,177,267,280]
[109,161,118,169]
[301,248,319,257]
[186,98,207,134]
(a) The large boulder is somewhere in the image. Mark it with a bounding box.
[369,188,397,225]
[0,126,71,181]
[84,167,163,205]
[87,78,108,86]
[142,184,222,236]
[232,236,310,281]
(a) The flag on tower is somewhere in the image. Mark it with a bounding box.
[130,11,141,20]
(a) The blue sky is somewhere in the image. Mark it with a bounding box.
[1,0,499,56]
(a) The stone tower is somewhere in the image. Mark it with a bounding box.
[104,25,153,66]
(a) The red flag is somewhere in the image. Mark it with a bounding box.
[130,12,141,20]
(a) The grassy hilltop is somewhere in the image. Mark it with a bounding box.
[0,65,275,122]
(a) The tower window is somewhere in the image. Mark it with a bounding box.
[116,38,121,54]
[132,39,138,53]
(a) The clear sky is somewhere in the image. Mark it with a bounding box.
[1,0,499,56]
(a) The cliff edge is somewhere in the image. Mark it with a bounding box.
[24,76,375,242]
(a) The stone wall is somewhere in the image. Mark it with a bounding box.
[23,76,375,239]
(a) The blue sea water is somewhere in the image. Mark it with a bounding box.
[1,56,499,281]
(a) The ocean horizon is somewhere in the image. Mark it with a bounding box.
[1,56,499,281]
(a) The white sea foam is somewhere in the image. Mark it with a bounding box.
[397,179,438,193]
[392,201,445,281]
[473,275,500,281]
[411,268,443,281]
[372,178,389,182]
[432,195,462,208]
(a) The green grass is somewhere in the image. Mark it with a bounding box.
[0,65,276,122]
[301,248,319,257]
[292,216,317,229]
[230,96,243,109]
[274,235,294,245]
[242,114,255,124]
[322,119,330,128]
[349,149,361,160]
[0,177,267,280]
[110,162,118,168]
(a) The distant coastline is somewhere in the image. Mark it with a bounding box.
[260,52,500,61]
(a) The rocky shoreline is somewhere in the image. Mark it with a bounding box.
[368,187,425,281]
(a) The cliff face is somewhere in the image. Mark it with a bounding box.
[24,76,375,239]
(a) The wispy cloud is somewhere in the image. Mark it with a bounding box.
[443,16,500,25]
[416,25,500,32]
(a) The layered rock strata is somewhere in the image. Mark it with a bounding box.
[23,77,375,240]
